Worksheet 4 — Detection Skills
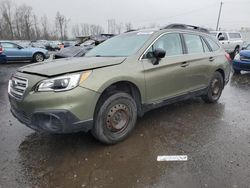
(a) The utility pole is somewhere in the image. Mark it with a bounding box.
[216,2,223,31]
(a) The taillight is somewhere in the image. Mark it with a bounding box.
[0,47,3,53]
[225,53,232,64]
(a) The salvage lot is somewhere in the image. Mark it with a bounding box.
[0,63,250,188]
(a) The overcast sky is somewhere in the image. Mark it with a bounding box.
[11,0,250,32]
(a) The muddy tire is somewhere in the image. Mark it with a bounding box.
[92,92,137,144]
[33,53,45,62]
[202,72,224,103]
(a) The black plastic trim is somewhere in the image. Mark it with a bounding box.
[11,108,93,133]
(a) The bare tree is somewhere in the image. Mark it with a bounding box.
[0,0,14,39]
[72,23,104,36]
[55,12,69,40]
[108,19,116,34]
[41,15,50,40]
[116,23,123,34]
[33,15,41,39]
[72,24,80,37]
[81,24,90,36]
[89,24,104,35]
[125,22,133,31]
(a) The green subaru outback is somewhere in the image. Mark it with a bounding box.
[8,24,231,144]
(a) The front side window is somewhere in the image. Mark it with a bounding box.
[152,33,183,56]
[184,34,204,54]
[86,32,152,57]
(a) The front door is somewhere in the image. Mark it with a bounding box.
[142,33,190,103]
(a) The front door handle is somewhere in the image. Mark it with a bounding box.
[209,57,215,62]
[181,62,189,67]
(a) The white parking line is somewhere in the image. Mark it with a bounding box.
[157,155,188,161]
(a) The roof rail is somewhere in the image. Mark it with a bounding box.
[161,24,210,33]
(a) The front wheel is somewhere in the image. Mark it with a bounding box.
[202,72,224,103]
[92,92,137,144]
[33,53,45,62]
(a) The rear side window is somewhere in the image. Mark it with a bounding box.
[204,36,220,51]
[183,34,204,54]
[153,33,183,56]
[201,38,210,52]
[228,33,241,39]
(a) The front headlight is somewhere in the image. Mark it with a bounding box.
[37,71,92,92]
[234,54,240,61]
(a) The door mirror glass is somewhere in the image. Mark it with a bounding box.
[153,48,166,59]
[151,48,166,65]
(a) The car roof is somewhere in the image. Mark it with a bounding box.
[126,24,211,37]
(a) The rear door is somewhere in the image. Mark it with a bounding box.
[181,33,212,91]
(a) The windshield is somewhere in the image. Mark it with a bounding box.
[85,32,152,57]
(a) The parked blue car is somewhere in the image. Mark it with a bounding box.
[233,44,250,73]
[0,41,49,63]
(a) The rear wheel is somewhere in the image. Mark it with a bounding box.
[92,92,137,144]
[33,53,45,62]
[202,72,224,103]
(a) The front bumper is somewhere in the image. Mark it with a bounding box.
[233,60,250,71]
[9,83,100,133]
[11,107,93,133]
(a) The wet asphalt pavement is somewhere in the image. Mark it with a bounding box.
[0,63,249,188]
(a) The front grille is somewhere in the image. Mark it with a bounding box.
[8,76,28,100]
[240,55,250,62]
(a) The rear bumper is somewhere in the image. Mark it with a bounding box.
[233,60,250,71]
[11,107,93,133]
[0,54,7,63]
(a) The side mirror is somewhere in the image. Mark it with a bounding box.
[242,47,246,50]
[17,46,23,49]
[218,35,225,41]
[152,48,166,65]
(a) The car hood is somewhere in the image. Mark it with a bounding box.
[18,57,126,77]
[240,50,250,58]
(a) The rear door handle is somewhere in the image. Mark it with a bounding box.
[209,57,215,62]
[181,62,189,67]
